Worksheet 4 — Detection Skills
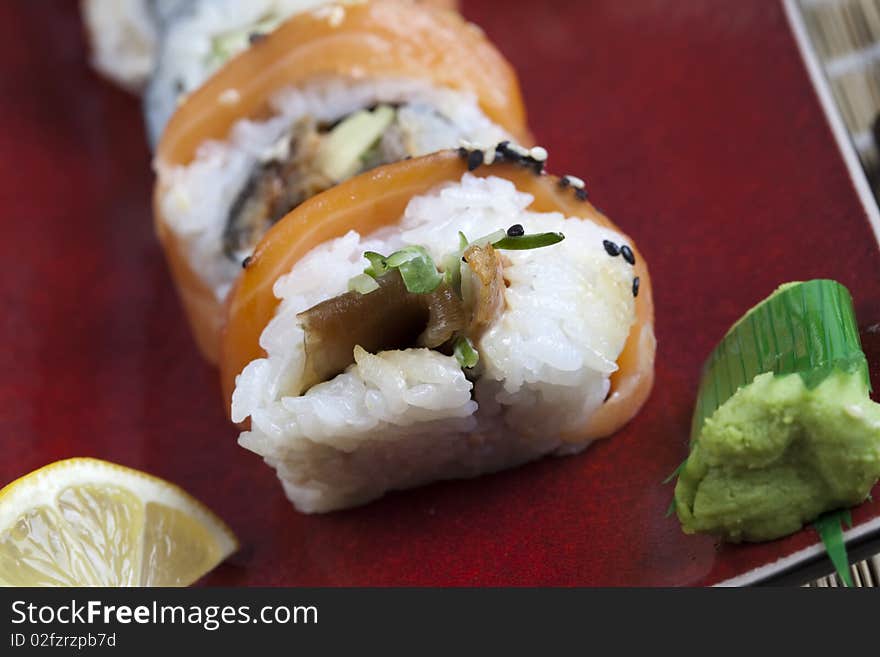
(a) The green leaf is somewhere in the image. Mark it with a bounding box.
[453,336,479,369]
[690,280,867,444]
[493,231,565,250]
[663,458,688,485]
[813,510,854,587]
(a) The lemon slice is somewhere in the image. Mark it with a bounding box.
[0,458,237,586]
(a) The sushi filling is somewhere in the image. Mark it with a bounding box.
[232,174,638,513]
[295,226,572,394]
[298,269,468,393]
[223,103,467,260]
[157,77,511,300]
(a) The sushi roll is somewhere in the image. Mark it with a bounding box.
[221,147,656,513]
[145,0,460,146]
[153,0,531,363]
[81,0,179,92]
[81,0,457,98]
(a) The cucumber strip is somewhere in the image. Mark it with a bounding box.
[316,105,396,181]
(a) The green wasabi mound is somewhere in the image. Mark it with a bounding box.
[673,280,880,542]
[675,370,880,541]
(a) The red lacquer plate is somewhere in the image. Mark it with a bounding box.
[3,0,879,586]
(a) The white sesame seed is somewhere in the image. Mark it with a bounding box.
[510,143,530,157]
[483,147,496,165]
[218,88,240,105]
[328,6,345,27]
[529,146,548,162]
[259,133,291,163]
[563,175,585,189]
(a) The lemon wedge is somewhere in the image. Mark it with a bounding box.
[0,458,237,586]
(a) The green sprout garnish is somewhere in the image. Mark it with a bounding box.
[360,229,565,297]
[453,336,479,369]
[363,246,442,294]
[363,251,390,278]
[472,229,508,248]
[493,231,565,250]
[348,273,380,295]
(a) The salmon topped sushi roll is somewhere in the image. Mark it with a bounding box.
[153,0,530,363]
[81,0,459,97]
[221,147,655,513]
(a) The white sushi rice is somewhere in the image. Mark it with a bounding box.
[156,77,511,300]
[233,174,637,513]
[82,0,161,92]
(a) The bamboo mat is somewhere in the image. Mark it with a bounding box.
[788,0,880,586]
[804,555,880,586]
[797,0,880,189]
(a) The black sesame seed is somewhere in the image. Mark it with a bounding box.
[530,159,545,175]
[602,240,620,257]
[620,245,635,265]
[632,277,640,298]
[496,141,520,162]
[457,146,469,159]
[242,255,253,269]
[467,149,484,171]
[248,32,267,45]
[559,177,571,188]
[575,188,588,201]
[507,224,525,237]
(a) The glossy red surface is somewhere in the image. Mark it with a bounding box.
[2,0,879,586]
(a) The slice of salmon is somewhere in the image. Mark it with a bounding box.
[220,149,655,443]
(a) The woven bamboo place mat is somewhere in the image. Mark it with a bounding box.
[804,555,880,586]
[796,0,880,191]
[789,0,880,587]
